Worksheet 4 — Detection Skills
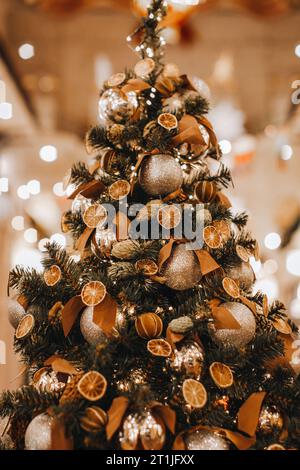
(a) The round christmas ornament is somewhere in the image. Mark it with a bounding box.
[138,154,183,196]
[7,298,26,328]
[24,413,53,450]
[120,411,165,450]
[135,312,163,339]
[212,302,256,348]
[225,262,255,291]
[257,405,284,435]
[115,367,149,393]
[80,406,107,433]
[33,368,66,393]
[168,341,204,379]
[194,181,217,203]
[185,429,230,450]
[80,306,106,346]
[98,89,138,123]
[161,243,201,291]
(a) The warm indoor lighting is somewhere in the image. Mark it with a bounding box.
[27,179,41,195]
[264,232,281,250]
[50,233,66,247]
[11,216,25,231]
[39,145,57,162]
[53,182,65,197]
[219,139,232,155]
[264,259,278,275]
[18,43,35,60]
[0,102,13,120]
[254,277,279,301]
[295,44,300,58]
[0,177,9,192]
[12,247,42,270]
[24,228,38,243]
[280,144,293,161]
[38,238,50,252]
[17,184,30,200]
[286,250,300,277]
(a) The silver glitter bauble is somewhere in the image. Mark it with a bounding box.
[212,302,256,348]
[34,369,66,393]
[93,226,116,257]
[161,244,201,290]
[25,413,53,450]
[119,413,140,450]
[80,307,106,346]
[167,341,204,380]
[185,430,229,450]
[98,89,138,123]
[139,154,183,196]
[258,405,283,435]
[139,411,165,450]
[115,367,148,393]
[7,298,26,328]
[71,194,91,214]
[226,262,255,290]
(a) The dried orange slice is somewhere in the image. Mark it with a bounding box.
[236,244,249,262]
[108,180,130,200]
[135,259,158,276]
[77,371,107,401]
[15,314,35,339]
[158,113,178,131]
[267,444,285,450]
[209,362,234,388]
[81,281,106,307]
[44,265,62,286]
[147,339,172,357]
[222,277,240,298]
[107,72,126,87]
[203,226,222,249]
[157,205,181,229]
[83,204,107,228]
[182,379,207,409]
[213,220,231,242]
[134,58,155,78]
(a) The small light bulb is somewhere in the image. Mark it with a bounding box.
[126,36,132,42]
[18,43,35,60]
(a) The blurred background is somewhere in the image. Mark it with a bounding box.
[0,0,300,392]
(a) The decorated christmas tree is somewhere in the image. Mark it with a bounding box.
[2,0,300,451]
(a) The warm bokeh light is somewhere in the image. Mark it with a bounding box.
[52,182,65,197]
[264,259,278,275]
[0,177,9,192]
[286,250,300,277]
[39,145,57,162]
[27,179,41,195]
[291,299,300,319]
[0,102,13,120]
[24,228,38,243]
[219,139,232,155]
[280,144,293,161]
[50,233,66,247]
[11,216,25,231]
[38,238,50,252]
[264,232,281,250]
[17,184,30,200]
[18,43,35,60]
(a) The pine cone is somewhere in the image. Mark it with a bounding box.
[59,372,84,405]
[111,240,140,260]
[169,316,194,334]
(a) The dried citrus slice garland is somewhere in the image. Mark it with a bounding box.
[203,225,222,249]
[81,281,106,307]
[135,259,158,276]
[134,58,155,78]
[77,371,107,401]
[44,265,62,286]
[147,339,172,357]
[158,113,178,130]
[108,180,130,200]
[209,362,234,388]
[222,277,240,298]
[213,219,231,242]
[16,314,35,339]
[83,204,107,228]
[182,379,207,408]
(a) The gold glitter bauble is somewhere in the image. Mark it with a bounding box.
[212,302,256,348]
[139,154,183,196]
[24,413,53,450]
[161,244,201,291]
[98,89,138,123]
[167,340,204,379]
[185,430,229,450]
[7,298,26,328]
[80,307,106,346]
[226,262,255,290]
[258,405,284,435]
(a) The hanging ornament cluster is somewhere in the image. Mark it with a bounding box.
[211,302,256,348]
[167,340,204,380]
[257,405,284,435]
[119,411,165,450]
[98,89,138,124]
